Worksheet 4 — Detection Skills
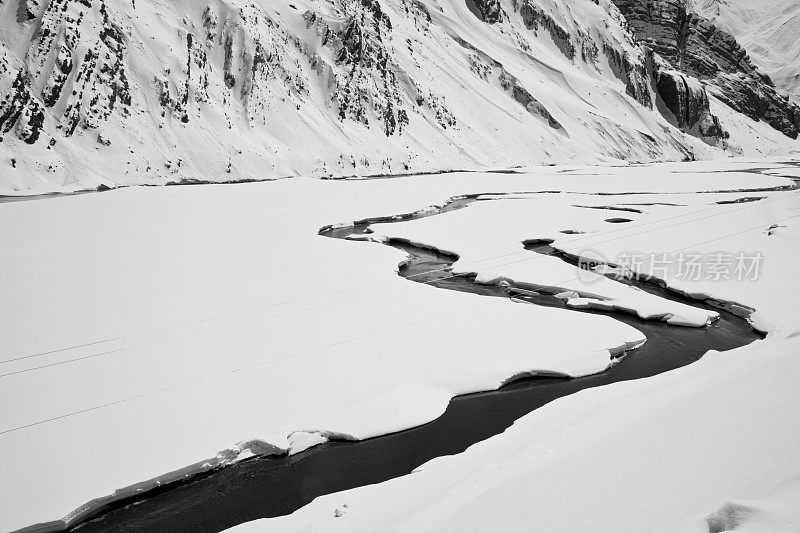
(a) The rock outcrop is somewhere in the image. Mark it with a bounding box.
[0,70,45,144]
[712,73,800,138]
[603,43,654,110]
[655,69,726,142]
[691,0,800,103]
[611,0,800,138]
[458,36,562,130]
[469,0,503,24]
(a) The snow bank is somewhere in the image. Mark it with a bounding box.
[701,480,800,533]
[364,182,800,327]
[237,334,800,533]
[0,162,796,531]
[227,162,800,533]
[2,164,735,532]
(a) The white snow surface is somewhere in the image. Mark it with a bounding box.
[238,335,800,533]
[700,479,800,532]
[367,195,726,326]
[228,161,800,533]
[1,161,798,532]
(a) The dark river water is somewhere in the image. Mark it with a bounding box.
[68,199,762,533]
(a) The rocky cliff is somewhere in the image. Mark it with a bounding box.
[611,0,800,138]
[692,0,800,103]
[0,0,796,194]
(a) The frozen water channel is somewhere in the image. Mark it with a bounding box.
[3,161,797,533]
[67,196,762,533]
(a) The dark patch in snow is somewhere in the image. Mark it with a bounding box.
[716,196,765,205]
[573,205,644,214]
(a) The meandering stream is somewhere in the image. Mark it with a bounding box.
[69,195,762,533]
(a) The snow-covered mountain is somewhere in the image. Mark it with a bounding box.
[692,0,800,102]
[0,0,797,194]
[612,0,800,138]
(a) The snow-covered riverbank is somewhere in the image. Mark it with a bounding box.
[1,160,797,532]
[232,162,800,532]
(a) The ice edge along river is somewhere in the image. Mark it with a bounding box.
[3,159,800,523]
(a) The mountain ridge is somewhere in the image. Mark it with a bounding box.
[0,0,797,195]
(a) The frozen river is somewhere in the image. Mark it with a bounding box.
[1,160,798,532]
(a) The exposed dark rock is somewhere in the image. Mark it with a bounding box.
[457,36,561,129]
[0,69,46,144]
[16,0,41,23]
[505,76,562,129]
[711,73,800,139]
[611,0,755,77]
[603,43,653,109]
[655,69,726,143]
[611,0,800,138]
[656,69,706,128]
[517,0,575,59]
[468,0,502,24]
[14,0,134,139]
[313,0,453,134]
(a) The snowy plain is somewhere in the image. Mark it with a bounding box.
[1,160,799,532]
[228,161,800,532]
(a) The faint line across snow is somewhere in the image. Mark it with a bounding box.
[3,210,800,435]
[3,187,799,368]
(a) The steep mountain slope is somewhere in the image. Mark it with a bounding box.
[611,0,800,139]
[0,0,796,194]
[692,0,800,102]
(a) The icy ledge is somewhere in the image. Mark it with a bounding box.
[343,231,719,328]
[14,439,286,533]
[551,248,760,328]
[395,238,723,328]
[13,340,642,533]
